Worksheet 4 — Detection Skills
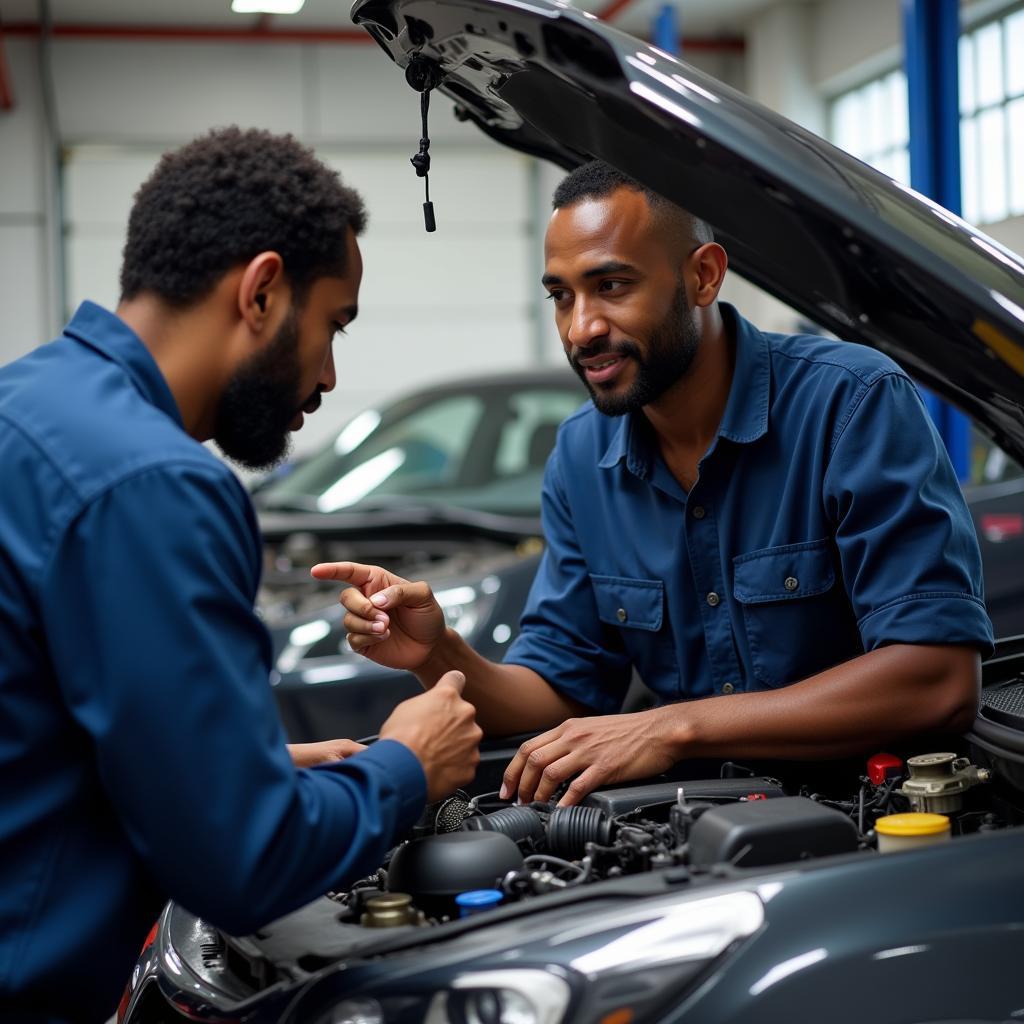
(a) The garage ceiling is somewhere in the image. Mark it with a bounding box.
[1,0,770,42]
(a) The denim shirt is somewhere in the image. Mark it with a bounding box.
[506,304,994,713]
[0,303,426,1020]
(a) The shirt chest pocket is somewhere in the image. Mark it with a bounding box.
[589,574,678,691]
[733,539,861,688]
[590,574,664,631]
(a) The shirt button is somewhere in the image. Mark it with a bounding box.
[721,682,735,695]
[706,591,720,607]
[784,577,799,592]
[616,607,627,622]
[692,505,705,519]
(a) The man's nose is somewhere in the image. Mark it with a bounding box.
[319,347,337,393]
[566,299,610,349]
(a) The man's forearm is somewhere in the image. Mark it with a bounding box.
[416,628,584,735]
[666,643,980,761]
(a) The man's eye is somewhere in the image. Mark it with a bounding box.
[332,321,348,337]
[599,279,627,293]
[546,290,569,303]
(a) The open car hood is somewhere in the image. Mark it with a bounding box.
[352,0,1024,463]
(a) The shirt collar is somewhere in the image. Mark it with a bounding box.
[598,302,771,475]
[63,301,184,428]
[715,302,770,445]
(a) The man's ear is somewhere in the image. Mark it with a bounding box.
[238,252,287,333]
[690,242,728,308]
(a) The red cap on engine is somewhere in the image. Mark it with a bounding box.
[867,753,903,786]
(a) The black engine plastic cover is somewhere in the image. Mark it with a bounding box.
[688,796,859,868]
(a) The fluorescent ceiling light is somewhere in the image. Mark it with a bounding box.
[231,0,306,13]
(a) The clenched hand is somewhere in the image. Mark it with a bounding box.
[380,670,483,801]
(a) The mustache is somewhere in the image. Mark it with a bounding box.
[569,338,642,369]
[300,390,323,415]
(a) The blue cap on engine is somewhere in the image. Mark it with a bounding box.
[455,889,504,916]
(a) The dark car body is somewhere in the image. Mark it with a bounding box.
[119,0,1024,1020]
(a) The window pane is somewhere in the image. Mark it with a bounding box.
[976,22,1005,107]
[865,78,886,156]
[1006,8,1024,97]
[959,34,976,114]
[832,92,863,157]
[890,71,909,146]
[979,106,1008,222]
[1009,96,1024,215]
[892,147,911,188]
[961,116,980,223]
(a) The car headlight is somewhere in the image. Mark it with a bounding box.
[311,891,763,1024]
[317,972,569,1024]
[426,971,571,1024]
[274,576,503,678]
[434,577,500,639]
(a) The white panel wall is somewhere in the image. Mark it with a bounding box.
[0,34,545,459]
[52,40,309,141]
[0,38,57,360]
[61,139,540,458]
[6,0,1021,441]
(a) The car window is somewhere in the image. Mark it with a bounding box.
[258,381,586,516]
[494,390,586,477]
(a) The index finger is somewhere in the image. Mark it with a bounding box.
[310,561,375,585]
[433,670,467,696]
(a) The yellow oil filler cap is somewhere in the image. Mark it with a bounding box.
[875,812,951,853]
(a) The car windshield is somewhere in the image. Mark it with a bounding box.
[258,379,586,515]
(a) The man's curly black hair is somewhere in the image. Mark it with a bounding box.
[553,160,713,258]
[120,126,366,308]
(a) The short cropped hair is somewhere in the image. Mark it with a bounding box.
[120,126,366,307]
[552,160,713,253]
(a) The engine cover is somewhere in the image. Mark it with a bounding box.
[688,796,859,868]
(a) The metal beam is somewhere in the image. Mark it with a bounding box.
[2,22,373,44]
[903,0,970,481]
[4,15,745,52]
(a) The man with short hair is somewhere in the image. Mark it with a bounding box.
[0,126,481,1021]
[321,159,992,808]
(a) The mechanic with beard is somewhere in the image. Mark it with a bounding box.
[0,127,481,1022]
[315,159,993,808]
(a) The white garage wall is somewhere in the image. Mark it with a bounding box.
[4,35,551,458]
[7,1,1021,432]
[62,142,541,456]
[0,38,59,364]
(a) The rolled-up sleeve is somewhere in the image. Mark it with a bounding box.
[504,445,632,714]
[824,373,994,658]
[40,461,426,936]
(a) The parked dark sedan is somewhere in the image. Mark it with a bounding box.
[253,370,585,740]
[119,0,1024,1021]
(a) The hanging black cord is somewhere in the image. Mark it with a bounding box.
[410,89,436,232]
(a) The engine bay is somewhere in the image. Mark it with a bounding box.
[330,748,1017,932]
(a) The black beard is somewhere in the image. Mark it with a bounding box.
[213,309,319,472]
[568,284,700,417]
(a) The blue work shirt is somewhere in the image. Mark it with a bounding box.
[506,305,994,713]
[0,303,426,1022]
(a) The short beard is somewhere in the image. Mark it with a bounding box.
[569,283,700,417]
[213,308,318,472]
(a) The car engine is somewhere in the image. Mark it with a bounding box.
[334,750,1016,929]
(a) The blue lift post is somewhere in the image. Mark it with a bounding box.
[903,0,972,481]
[653,3,678,55]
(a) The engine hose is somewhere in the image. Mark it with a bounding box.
[463,805,546,844]
[546,806,615,859]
